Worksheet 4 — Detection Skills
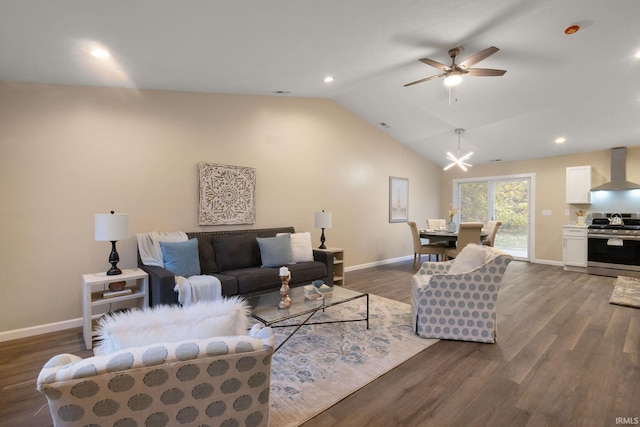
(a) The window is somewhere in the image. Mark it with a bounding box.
[453,174,534,260]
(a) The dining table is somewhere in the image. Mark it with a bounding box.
[419,229,488,246]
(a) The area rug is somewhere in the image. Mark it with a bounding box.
[268,294,438,427]
[610,275,640,308]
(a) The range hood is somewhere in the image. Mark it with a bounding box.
[591,147,640,191]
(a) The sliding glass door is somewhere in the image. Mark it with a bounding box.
[454,174,533,260]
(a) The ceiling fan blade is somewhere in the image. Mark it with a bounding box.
[458,46,499,68]
[403,73,446,87]
[465,68,506,76]
[419,58,450,71]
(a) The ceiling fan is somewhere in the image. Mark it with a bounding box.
[404,46,506,87]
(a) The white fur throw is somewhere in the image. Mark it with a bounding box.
[448,243,488,275]
[93,297,250,356]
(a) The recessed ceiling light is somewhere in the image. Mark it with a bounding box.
[91,48,110,59]
[564,25,580,35]
[323,76,334,83]
[555,136,566,144]
[635,50,640,59]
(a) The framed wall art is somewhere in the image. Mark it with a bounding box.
[199,163,256,225]
[389,176,408,223]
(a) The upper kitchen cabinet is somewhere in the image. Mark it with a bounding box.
[566,166,592,204]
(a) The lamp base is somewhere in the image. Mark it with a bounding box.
[319,228,327,249]
[106,240,122,275]
[106,266,122,276]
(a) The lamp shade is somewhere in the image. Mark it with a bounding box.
[314,211,332,229]
[95,212,130,241]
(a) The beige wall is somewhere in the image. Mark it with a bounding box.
[0,82,443,334]
[441,148,640,262]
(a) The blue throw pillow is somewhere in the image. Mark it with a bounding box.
[257,234,295,268]
[159,238,201,277]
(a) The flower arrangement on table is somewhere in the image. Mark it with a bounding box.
[448,205,458,222]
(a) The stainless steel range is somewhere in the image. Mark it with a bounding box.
[587,213,640,278]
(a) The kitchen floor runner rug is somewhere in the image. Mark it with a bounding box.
[268,294,439,427]
[610,275,640,308]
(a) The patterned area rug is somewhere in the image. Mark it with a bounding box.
[268,294,438,427]
[610,275,640,308]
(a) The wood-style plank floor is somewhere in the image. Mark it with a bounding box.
[1,260,638,427]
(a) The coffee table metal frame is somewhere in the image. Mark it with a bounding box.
[246,285,369,351]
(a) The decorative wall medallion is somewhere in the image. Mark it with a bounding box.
[198,163,256,225]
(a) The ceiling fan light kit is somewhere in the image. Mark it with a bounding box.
[444,128,473,172]
[444,72,462,87]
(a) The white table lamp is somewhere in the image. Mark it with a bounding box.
[95,211,130,275]
[314,210,332,249]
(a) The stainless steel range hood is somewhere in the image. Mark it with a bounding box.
[591,147,640,191]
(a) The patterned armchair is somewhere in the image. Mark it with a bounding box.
[411,244,513,343]
[37,326,274,427]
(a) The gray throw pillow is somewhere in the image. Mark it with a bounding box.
[159,238,201,277]
[257,234,295,268]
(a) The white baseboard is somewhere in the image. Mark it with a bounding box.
[532,258,564,267]
[345,255,413,272]
[0,317,82,343]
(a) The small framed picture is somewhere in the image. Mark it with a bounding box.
[389,177,409,223]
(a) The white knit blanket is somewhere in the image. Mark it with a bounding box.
[136,231,188,267]
[174,275,222,306]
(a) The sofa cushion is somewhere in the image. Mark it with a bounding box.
[448,243,487,275]
[194,235,217,274]
[213,233,261,271]
[257,234,294,267]
[93,297,250,356]
[226,267,283,295]
[278,232,314,262]
[159,238,201,277]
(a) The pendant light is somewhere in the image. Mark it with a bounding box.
[444,128,473,171]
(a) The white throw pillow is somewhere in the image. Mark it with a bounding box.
[448,244,487,275]
[278,232,314,262]
[94,297,250,356]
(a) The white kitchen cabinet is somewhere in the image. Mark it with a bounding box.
[562,226,588,271]
[566,166,592,204]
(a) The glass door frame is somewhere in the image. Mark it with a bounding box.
[452,173,535,261]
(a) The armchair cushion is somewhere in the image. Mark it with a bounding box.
[94,297,250,356]
[448,243,487,275]
[159,238,201,277]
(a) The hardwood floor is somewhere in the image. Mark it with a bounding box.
[1,260,638,427]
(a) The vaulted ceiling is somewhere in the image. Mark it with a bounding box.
[2,0,639,167]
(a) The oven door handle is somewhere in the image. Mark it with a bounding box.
[588,234,640,241]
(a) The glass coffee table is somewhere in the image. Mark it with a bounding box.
[245,285,369,351]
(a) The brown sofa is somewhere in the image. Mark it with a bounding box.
[138,226,333,306]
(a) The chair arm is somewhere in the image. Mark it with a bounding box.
[138,264,178,306]
[418,260,454,276]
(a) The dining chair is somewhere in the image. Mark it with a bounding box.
[482,220,502,247]
[444,222,484,260]
[408,221,446,268]
[427,218,446,230]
